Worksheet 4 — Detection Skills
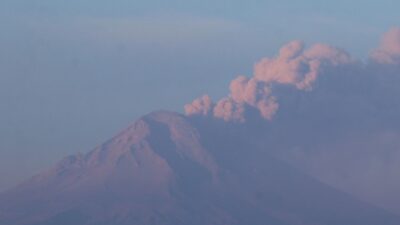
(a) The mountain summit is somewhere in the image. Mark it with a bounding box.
[0,111,399,225]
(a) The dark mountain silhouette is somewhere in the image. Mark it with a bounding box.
[0,111,399,225]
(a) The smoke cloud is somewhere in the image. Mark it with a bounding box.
[185,40,353,121]
[370,27,400,64]
[185,27,400,213]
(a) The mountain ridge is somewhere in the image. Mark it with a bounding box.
[0,110,399,225]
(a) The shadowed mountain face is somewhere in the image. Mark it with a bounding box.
[0,111,399,225]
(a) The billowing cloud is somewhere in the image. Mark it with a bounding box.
[185,27,400,213]
[184,95,213,116]
[185,40,353,121]
[254,41,352,90]
[370,27,400,64]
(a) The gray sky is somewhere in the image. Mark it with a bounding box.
[1,0,400,191]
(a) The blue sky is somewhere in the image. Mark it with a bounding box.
[0,0,399,190]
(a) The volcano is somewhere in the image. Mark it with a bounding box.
[0,111,398,225]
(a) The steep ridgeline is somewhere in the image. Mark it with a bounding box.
[0,111,398,225]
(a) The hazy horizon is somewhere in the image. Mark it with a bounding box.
[2,0,400,192]
[2,1,400,224]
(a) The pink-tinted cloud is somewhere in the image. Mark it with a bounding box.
[370,27,400,64]
[183,27,400,214]
[254,41,352,90]
[185,40,353,122]
[184,95,213,116]
[213,97,246,122]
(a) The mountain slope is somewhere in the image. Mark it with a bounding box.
[0,111,399,225]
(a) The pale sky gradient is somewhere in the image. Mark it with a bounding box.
[1,0,400,190]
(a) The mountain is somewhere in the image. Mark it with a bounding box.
[0,111,399,225]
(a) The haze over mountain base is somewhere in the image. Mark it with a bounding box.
[2,27,400,225]
[0,111,399,225]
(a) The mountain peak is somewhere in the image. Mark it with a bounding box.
[1,111,400,225]
[82,110,206,167]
